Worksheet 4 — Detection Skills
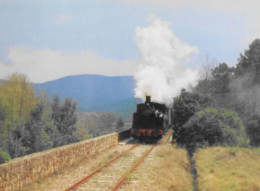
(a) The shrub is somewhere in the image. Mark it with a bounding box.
[181,108,249,154]
[0,148,11,164]
[172,89,212,143]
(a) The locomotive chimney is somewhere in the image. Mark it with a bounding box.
[145,96,151,104]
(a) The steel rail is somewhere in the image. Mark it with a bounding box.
[64,144,139,191]
[111,144,156,191]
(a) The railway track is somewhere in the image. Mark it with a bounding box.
[64,130,172,191]
[64,144,156,191]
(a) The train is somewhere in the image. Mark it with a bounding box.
[130,96,169,141]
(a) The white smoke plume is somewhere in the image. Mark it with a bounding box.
[134,16,199,105]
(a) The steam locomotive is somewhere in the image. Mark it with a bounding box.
[130,96,168,140]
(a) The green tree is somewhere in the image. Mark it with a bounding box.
[23,104,54,153]
[0,73,36,126]
[194,56,220,96]
[51,96,81,146]
[35,92,62,147]
[6,122,28,158]
[0,74,36,158]
[212,63,234,94]
[195,62,234,109]
[211,63,234,109]
[0,102,6,136]
[235,39,260,84]
[231,39,260,117]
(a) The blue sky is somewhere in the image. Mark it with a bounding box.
[0,0,259,82]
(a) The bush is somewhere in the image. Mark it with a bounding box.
[0,148,11,164]
[172,89,212,143]
[246,114,260,146]
[180,108,249,154]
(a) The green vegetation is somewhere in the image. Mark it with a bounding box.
[192,39,260,147]
[0,73,83,163]
[183,108,249,153]
[76,111,122,138]
[172,89,212,146]
[170,39,260,191]
[194,147,260,191]
[0,74,36,127]
[36,177,41,184]
[0,73,127,164]
[172,38,260,152]
[172,89,212,129]
[246,114,260,146]
[0,148,11,163]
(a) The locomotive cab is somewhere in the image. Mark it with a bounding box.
[131,96,167,140]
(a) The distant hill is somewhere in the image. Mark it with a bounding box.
[34,74,141,119]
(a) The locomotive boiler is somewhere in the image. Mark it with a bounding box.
[130,96,168,140]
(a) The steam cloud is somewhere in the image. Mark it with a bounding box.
[134,16,199,105]
[231,74,260,115]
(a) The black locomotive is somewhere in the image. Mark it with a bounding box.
[130,96,168,140]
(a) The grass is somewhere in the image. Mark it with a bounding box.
[194,146,260,191]
[36,177,41,184]
[145,144,193,191]
[159,129,173,144]
[95,150,120,168]
[156,145,192,191]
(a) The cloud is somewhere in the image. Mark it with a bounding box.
[134,16,198,105]
[0,15,199,93]
[0,47,138,83]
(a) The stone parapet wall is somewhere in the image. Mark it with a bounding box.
[0,133,118,191]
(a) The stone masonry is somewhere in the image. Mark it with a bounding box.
[0,133,118,191]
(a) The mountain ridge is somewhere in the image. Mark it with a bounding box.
[34,74,141,119]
